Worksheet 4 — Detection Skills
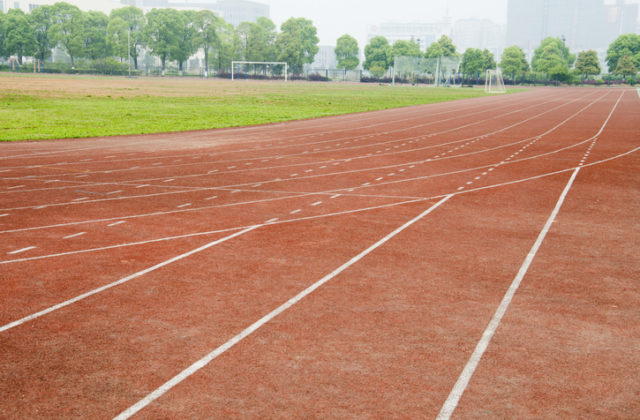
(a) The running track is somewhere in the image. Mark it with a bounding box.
[1,87,639,418]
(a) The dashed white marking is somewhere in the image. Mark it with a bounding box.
[64,232,86,240]
[311,201,322,207]
[376,177,384,181]
[290,209,301,215]
[266,218,279,224]
[163,179,175,183]
[113,195,453,420]
[136,185,150,189]
[108,221,126,227]
[8,246,36,255]
[330,194,341,199]
[0,214,9,217]
[107,190,122,195]
[8,185,24,190]
[205,196,218,201]
[0,226,259,334]
[231,190,241,194]
[72,197,89,202]
[177,203,192,208]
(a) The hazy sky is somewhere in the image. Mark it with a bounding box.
[73,0,508,46]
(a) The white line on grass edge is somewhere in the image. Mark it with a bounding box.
[114,194,453,419]
[0,225,260,334]
[436,168,580,419]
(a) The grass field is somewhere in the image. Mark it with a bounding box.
[0,73,506,142]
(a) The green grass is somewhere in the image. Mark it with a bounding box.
[0,74,518,141]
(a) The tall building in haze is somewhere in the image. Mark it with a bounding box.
[506,0,638,58]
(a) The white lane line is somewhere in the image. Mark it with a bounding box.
[108,221,126,227]
[107,190,122,195]
[72,197,89,202]
[136,185,150,189]
[311,201,322,207]
[330,194,341,199]
[0,214,8,217]
[114,195,453,420]
[437,168,581,420]
[8,246,36,255]
[266,218,279,224]
[163,179,175,183]
[0,226,260,334]
[177,203,192,209]
[205,196,218,201]
[63,232,86,240]
[8,185,25,190]
[290,209,301,215]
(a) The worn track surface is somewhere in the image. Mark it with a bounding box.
[1,87,639,419]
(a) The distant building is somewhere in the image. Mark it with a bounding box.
[506,0,638,60]
[367,18,453,52]
[452,19,506,58]
[119,0,268,25]
[308,45,338,69]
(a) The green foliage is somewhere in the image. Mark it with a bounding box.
[460,48,495,77]
[0,11,5,57]
[106,16,128,63]
[606,33,640,73]
[50,2,85,67]
[614,55,638,78]
[425,35,457,59]
[500,45,529,79]
[144,8,182,73]
[574,50,601,79]
[5,9,36,64]
[532,37,574,77]
[335,34,359,70]
[193,10,221,76]
[364,36,391,76]
[109,6,145,70]
[275,17,319,75]
[171,10,199,73]
[391,39,421,59]
[82,11,109,60]
[29,5,54,62]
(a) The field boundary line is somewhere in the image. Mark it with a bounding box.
[114,194,453,419]
[0,225,260,334]
[436,90,625,420]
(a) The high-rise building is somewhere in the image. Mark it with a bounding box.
[453,19,506,58]
[506,0,638,58]
[367,18,453,52]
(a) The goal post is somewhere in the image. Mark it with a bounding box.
[231,61,288,82]
[485,69,506,93]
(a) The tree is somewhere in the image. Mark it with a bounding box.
[4,9,36,64]
[50,2,85,67]
[0,11,5,58]
[81,11,109,60]
[109,6,145,70]
[193,9,221,77]
[482,49,496,70]
[171,10,199,74]
[364,36,391,77]
[425,35,457,58]
[461,48,484,78]
[532,37,574,78]
[275,17,319,75]
[574,50,601,80]
[213,21,241,72]
[606,33,640,73]
[391,39,421,59]
[614,55,638,79]
[500,45,529,80]
[29,4,55,64]
[106,16,128,63]
[144,8,182,75]
[247,17,276,62]
[335,34,359,70]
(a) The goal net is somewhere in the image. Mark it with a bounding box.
[231,61,288,81]
[393,56,461,87]
[485,69,506,93]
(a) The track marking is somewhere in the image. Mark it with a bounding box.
[114,195,453,419]
[7,246,36,255]
[108,221,126,227]
[0,226,260,334]
[63,232,86,240]
[437,168,581,419]
[0,214,8,217]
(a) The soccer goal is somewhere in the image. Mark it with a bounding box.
[231,61,288,82]
[485,69,506,93]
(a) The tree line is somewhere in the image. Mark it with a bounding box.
[0,2,320,76]
[2,2,639,83]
